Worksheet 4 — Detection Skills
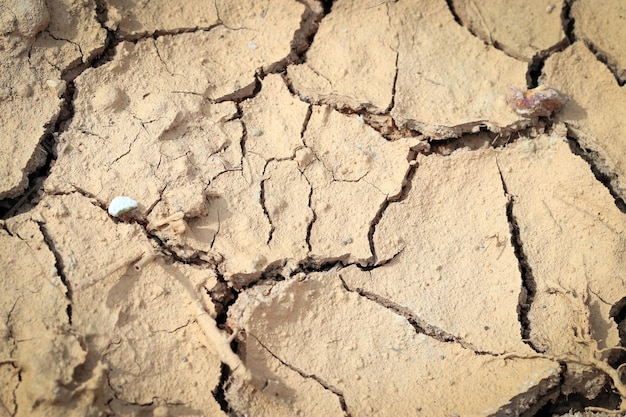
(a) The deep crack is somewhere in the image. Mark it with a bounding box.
[561,0,576,46]
[566,135,626,213]
[496,158,539,352]
[213,363,233,415]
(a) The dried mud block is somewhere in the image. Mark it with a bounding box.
[389,0,528,138]
[0,217,106,416]
[106,322,226,416]
[226,337,344,417]
[0,0,105,199]
[25,194,226,415]
[46,35,244,214]
[497,136,626,373]
[203,157,311,280]
[107,0,306,45]
[46,23,306,217]
[303,106,415,263]
[287,0,397,112]
[543,42,626,199]
[105,0,218,37]
[229,269,561,416]
[1,0,50,38]
[343,150,529,353]
[241,74,309,160]
[150,75,312,279]
[32,0,107,65]
[150,0,303,93]
[572,0,626,83]
[451,0,565,61]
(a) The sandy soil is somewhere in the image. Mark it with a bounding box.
[1,1,626,416]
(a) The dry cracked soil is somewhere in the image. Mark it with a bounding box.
[1,1,626,416]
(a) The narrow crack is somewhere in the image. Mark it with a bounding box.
[495,158,539,352]
[0,295,23,410]
[259,173,275,245]
[249,333,351,417]
[236,102,247,163]
[303,174,316,253]
[36,222,73,325]
[46,30,84,64]
[338,275,488,353]
[561,0,576,46]
[110,133,139,166]
[566,135,626,213]
[385,50,399,113]
[365,152,418,266]
[298,105,315,253]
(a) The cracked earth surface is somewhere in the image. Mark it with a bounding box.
[1,1,626,416]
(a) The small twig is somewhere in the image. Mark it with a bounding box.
[168,267,252,383]
[77,253,144,290]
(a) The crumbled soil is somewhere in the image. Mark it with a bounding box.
[1,1,626,416]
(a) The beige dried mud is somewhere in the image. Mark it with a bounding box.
[497,135,626,401]
[344,149,527,354]
[451,0,566,61]
[572,0,626,83]
[2,193,227,415]
[287,0,397,112]
[0,0,106,199]
[105,0,219,37]
[303,106,417,263]
[289,0,530,138]
[228,269,560,417]
[2,0,626,416]
[543,42,626,199]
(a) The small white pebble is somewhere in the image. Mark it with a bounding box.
[108,196,138,217]
[546,4,555,13]
[340,28,347,33]
[248,41,257,50]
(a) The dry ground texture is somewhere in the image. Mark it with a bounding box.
[1,0,626,416]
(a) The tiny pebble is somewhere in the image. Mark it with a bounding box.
[181,356,188,362]
[248,41,257,50]
[46,79,66,98]
[108,196,138,217]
